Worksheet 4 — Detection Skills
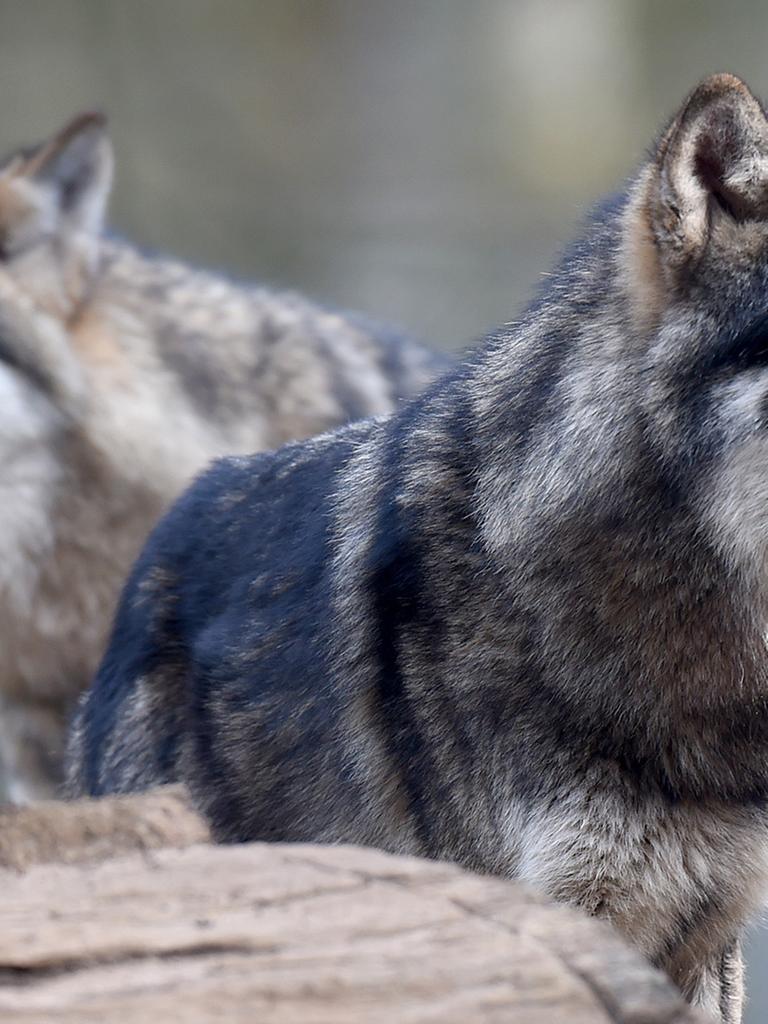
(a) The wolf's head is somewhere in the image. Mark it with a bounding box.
[610,75,768,582]
[489,75,768,589]
[0,113,112,323]
[0,115,114,546]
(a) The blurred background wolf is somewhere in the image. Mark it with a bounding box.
[2,0,768,1018]
[0,110,443,806]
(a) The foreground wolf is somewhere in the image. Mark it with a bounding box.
[68,74,768,1020]
[0,113,444,803]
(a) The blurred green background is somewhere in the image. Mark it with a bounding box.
[1,0,767,1015]
[10,0,768,350]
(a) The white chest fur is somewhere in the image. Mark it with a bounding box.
[512,782,768,968]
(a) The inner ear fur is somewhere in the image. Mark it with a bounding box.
[656,74,768,254]
[18,112,113,238]
[620,74,768,329]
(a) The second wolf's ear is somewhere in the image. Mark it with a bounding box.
[0,115,112,317]
[22,112,114,239]
[650,74,768,270]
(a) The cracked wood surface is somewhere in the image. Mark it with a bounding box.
[0,793,705,1023]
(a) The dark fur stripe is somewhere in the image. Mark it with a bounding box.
[368,411,442,855]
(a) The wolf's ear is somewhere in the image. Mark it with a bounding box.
[26,112,114,237]
[21,112,113,239]
[650,74,768,268]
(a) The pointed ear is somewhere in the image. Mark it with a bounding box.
[650,74,768,269]
[23,111,113,238]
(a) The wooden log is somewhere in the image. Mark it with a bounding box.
[0,786,209,869]
[0,792,704,1023]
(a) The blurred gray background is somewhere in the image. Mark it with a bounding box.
[1,0,767,1016]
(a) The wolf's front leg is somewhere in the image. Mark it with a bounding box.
[0,694,67,803]
[680,939,744,1024]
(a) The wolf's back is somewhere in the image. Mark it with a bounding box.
[66,421,380,836]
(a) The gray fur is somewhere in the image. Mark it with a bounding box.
[69,75,768,1021]
[0,112,445,803]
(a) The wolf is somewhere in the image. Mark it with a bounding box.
[0,112,446,804]
[66,74,768,1020]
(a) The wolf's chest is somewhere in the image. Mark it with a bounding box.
[513,790,768,962]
